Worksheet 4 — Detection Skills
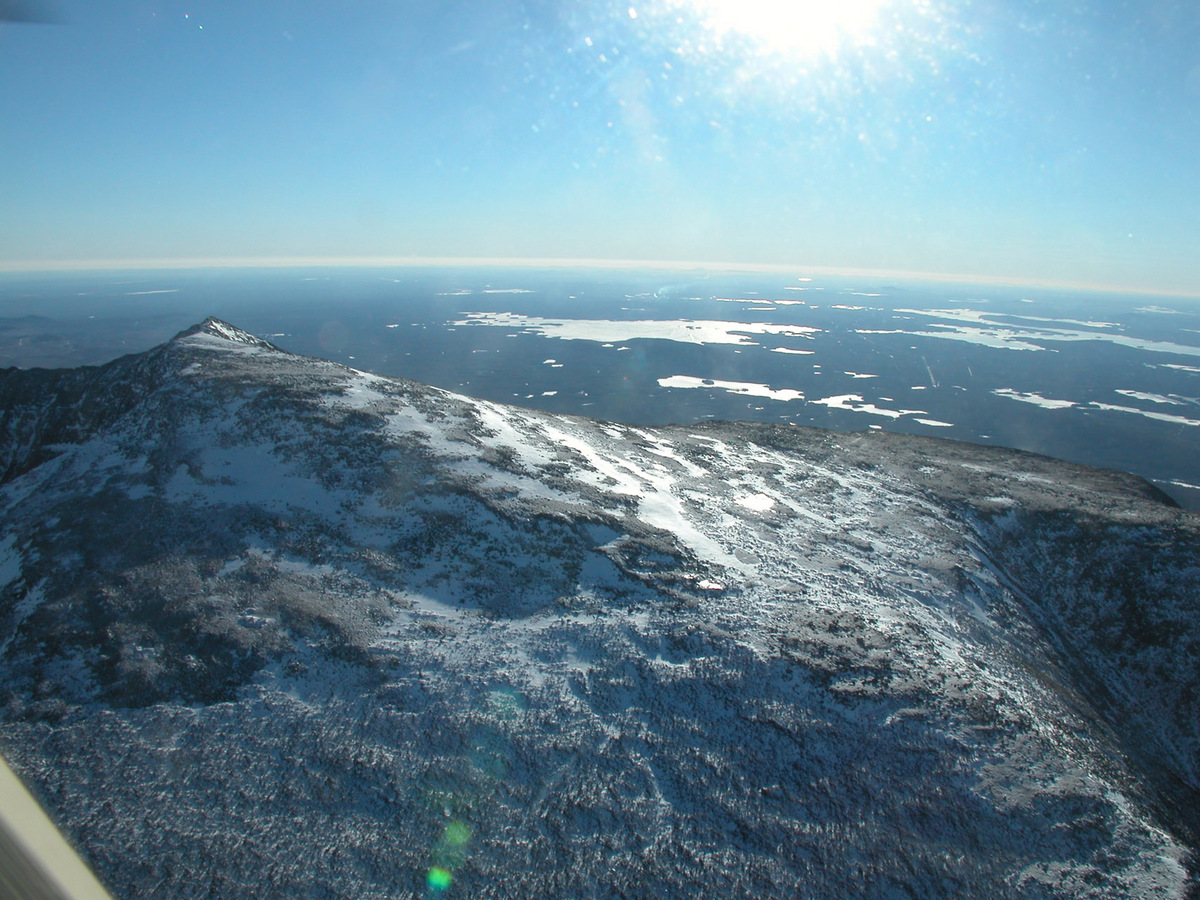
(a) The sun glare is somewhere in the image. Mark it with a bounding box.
[685,0,891,58]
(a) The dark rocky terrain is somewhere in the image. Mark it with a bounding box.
[1,318,1198,898]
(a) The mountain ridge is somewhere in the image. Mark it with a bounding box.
[1,319,1198,898]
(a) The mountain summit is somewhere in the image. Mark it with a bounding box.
[2,320,1198,898]
[172,315,282,349]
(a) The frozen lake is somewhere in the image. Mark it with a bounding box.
[3,265,1198,508]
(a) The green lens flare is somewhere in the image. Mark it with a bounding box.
[427,866,453,890]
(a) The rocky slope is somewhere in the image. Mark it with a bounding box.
[1,318,1198,898]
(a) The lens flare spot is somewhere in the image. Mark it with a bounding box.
[444,820,472,847]
[427,866,453,890]
[487,687,525,720]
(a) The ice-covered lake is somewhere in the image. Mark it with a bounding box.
[3,265,1198,508]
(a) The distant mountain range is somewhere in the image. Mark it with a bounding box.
[2,318,1198,898]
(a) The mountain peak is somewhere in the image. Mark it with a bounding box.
[3,321,1200,897]
[172,317,279,350]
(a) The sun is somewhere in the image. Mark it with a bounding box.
[684,0,892,59]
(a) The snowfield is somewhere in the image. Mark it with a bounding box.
[1,318,1198,898]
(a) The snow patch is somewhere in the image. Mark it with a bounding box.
[735,493,776,512]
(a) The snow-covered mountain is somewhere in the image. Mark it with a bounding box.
[2,318,1198,898]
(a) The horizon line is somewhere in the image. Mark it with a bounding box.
[1,255,1197,298]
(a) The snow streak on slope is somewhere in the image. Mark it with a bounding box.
[0,319,1197,899]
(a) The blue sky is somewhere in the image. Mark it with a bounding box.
[2,0,1199,293]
